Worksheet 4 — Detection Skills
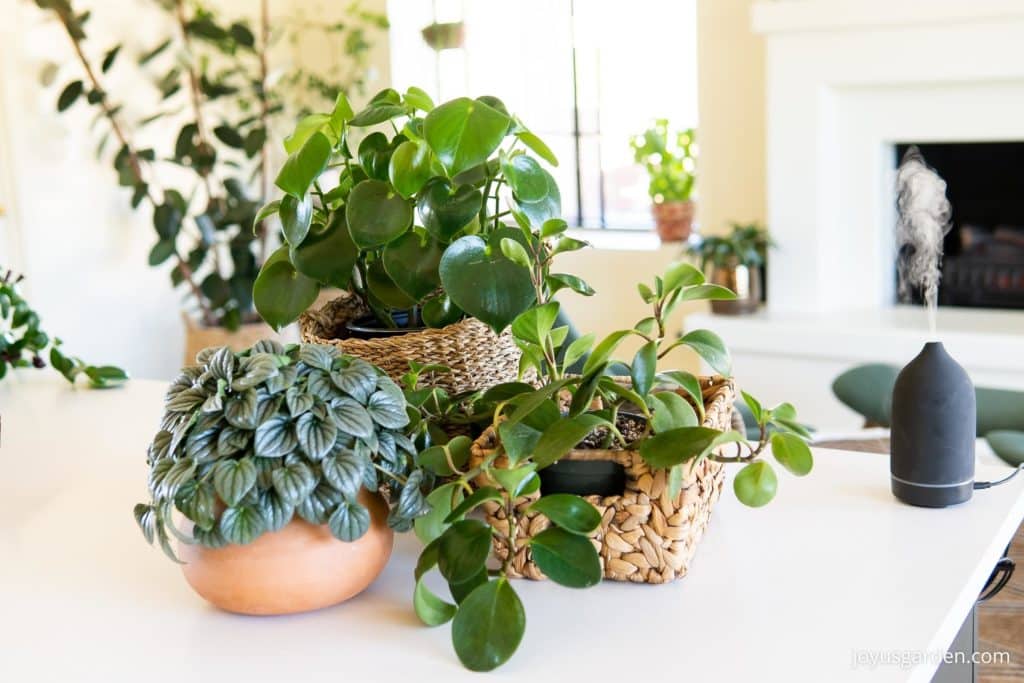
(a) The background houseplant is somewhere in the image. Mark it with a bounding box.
[631,120,697,242]
[252,87,584,391]
[406,215,812,671]
[36,0,385,360]
[1,267,127,387]
[134,340,429,614]
[686,222,773,314]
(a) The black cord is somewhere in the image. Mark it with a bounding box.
[974,463,1024,490]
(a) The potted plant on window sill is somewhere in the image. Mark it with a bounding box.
[406,219,814,670]
[133,340,430,616]
[631,120,697,242]
[686,222,774,315]
[253,87,589,394]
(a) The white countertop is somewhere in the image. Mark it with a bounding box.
[1,378,1023,683]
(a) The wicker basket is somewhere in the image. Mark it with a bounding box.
[469,376,735,584]
[298,293,522,394]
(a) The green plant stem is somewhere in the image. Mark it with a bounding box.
[500,490,518,577]
[51,6,215,326]
[374,462,408,486]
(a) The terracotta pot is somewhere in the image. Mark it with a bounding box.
[182,314,291,366]
[651,200,695,242]
[178,490,393,615]
[708,261,763,315]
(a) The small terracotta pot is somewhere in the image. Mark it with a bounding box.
[708,261,763,315]
[182,314,290,366]
[652,200,695,242]
[178,490,393,615]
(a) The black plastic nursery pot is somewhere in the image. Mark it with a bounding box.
[344,310,426,340]
[539,459,627,498]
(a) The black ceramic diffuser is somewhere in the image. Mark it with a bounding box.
[890,342,976,507]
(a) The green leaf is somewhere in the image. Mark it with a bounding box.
[528,494,601,535]
[388,140,436,198]
[631,340,658,396]
[415,482,464,545]
[657,371,705,420]
[677,329,732,376]
[639,426,722,468]
[562,332,595,371]
[279,192,313,246]
[148,239,176,266]
[327,499,371,541]
[499,237,532,269]
[416,178,482,243]
[257,489,294,532]
[330,397,374,439]
[349,103,407,127]
[546,272,595,297]
[253,247,320,331]
[444,486,502,524]
[733,460,778,507]
[451,578,525,672]
[582,330,632,375]
[290,211,358,289]
[490,464,539,499]
[532,414,608,468]
[511,165,560,228]
[367,389,409,429]
[329,91,354,133]
[153,201,183,240]
[295,413,337,461]
[423,96,511,176]
[677,284,737,302]
[382,231,443,301]
[271,460,317,505]
[346,179,413,249]
[212,457,257,507]
[57,80,83,111]
[515,129,558,166]
[254,414,296,458]
[438,519,492,584]
[510,302,559,346]
[275,131,331,198]
[662,262,705,291]
[742,390,764,424]
[134,503,156,544]
[321,450,366,499]
[528,527,601,588]
[771,432,814,476]
[101,45,121,73]
[649,391,699,433]
[501,153,547,202]
[415,576,456,626]
[219,504,266,545]
[404,86,435,112]
[439,233,536,334]
[283,113,332,154]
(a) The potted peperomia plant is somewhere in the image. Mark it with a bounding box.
[36,0,386,363]
[253,87,586,393]
[686,222,774,314]
[631,120,697,242]
[406,217,813,670]
[1,267,127,387]
[133,340,430,616]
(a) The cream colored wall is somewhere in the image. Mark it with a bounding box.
[556,0,765,374]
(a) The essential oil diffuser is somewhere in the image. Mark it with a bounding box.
[890,341,976,507]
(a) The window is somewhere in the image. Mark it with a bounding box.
[388,0,698,230]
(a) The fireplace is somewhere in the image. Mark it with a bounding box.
[894,142,1024,310]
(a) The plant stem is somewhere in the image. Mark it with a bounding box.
[256,0,272,264]
[52,5,216,326]
[501,491,518,577]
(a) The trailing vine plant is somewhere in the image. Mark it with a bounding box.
[35,0,386,329]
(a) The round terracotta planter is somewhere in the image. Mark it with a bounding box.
[178,490,393,615]
[652,200,695,242]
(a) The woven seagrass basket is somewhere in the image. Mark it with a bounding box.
[469,376,735,584]
[298,293,522,394]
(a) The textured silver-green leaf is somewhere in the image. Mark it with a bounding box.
[252,339,285,355]
[331,360,377,402]
[285,385,316,417]
[176,479,217,531]
[366,389,410,429]
[296,481,344,524]
[165,370,197,401]
[193,525,228,548]
[212,456,258,507]
[233,353,279,390]
[330,397,374,438]
[134,503,156,544]
[254,414,296,457]
[201,391,224,413]
[258,489,295,532]
[185,428,218,463]
[327,499,371,541]
[216,426,250,456]
[219,504,266,545]
[224,389,258,429]
[295,412,338,461]
[264,364,297,395]
[306,369,338,400]
[321,450,366,498]
[157,457,197,499]
[271,460,318,505]
[255,394,283,424]
[149,430,172,462]
[377,430,397,461]
[207,346,235,383]
[166,387,206,413]
[397,469,428,519]
[298,344,336,371]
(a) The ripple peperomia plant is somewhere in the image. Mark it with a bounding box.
[134,341,430,561]
[252,87,587,332]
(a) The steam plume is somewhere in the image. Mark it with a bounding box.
[895,146,952,336]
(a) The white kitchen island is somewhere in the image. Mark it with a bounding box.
[1,377,1022,683]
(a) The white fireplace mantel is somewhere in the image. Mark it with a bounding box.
[708,1,1024,430]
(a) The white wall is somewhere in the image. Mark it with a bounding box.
[0,0,389,380]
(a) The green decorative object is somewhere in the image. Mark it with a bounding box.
[0,267,127,387]
[133,340,428,561]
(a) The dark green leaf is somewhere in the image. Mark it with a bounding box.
[382,231,443,301]
[279,193,313,246]
[327,498,371,541]
[649,391,699,433]
[290,211,358,289]
[346,179,413,249]
[219,504,266,545]
[271,460,317,505]
[677,329,732,376]
[275,131,331,198]
[253,247,320,330]
[423,96,510,176]
[254,414,296,458]
[211,457,257,507]
[528,526,602,588]
[639,426,721,468]
[443,486,502,524]
[532,414,608,468]
[451,578,525,672]
[57,80,83,111]
[438,519,492,584]
[528,494,601,535]
[631,340,658,396]
[416,178,482,243]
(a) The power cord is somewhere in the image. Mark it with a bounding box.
[974,463,1024,490]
